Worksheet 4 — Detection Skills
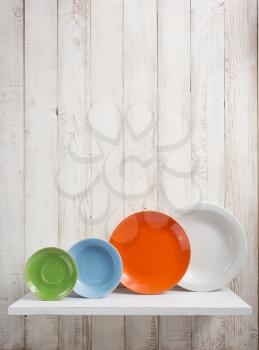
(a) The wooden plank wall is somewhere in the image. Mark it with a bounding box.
[0,1,24,349]
[57,0,92,349]
[24,1,59,349]
[0,0,257,349]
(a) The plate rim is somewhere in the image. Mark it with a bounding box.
[109,210,191,294]
[177,202,247,292]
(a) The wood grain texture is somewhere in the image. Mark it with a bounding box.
[225,0,258,349]
[90,1,124,350]
[124,1,159,349]
[0,1,24,349]
[190,1,225,349]
[24,1,59,349]
[190,0,225,206]
[57,0,92,349]
[157,1,192,349]
[92,317,124,350]
[0,0,258,349]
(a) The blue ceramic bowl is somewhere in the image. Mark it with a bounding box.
[68,238,123,298]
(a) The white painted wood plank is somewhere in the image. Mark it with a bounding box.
[24,1,58,349]
[124,0,158,213]
[91,317,124,350]
[190,0,225,205]
[189,1,225,350]
[225,0,258,349]
[125,316,158,350]
[0,1,24,348]
[8,289,252,316]
[59,316,91,350]
[90,1,124,349]
[157,1,191,348]
[90,0,124,240]
[123,0,159,349]
[57,0,92,349]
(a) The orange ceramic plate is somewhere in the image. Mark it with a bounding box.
[109,211,191,294]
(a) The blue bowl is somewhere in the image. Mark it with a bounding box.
[68,238,123,298]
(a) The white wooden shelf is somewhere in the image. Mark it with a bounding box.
[8,288,251,316]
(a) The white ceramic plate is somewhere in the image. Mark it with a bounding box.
[178,203,246,291]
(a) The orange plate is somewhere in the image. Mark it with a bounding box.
[109,211,191,294]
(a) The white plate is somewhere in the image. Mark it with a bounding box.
[178,203,246,291]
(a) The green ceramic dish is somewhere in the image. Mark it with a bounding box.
[25,247,77,301]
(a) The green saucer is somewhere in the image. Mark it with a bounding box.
[25,247,77,301]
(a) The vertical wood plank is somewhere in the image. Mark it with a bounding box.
[157,1,191,348]
[190,1,226,349]
[225,0,258,349]
[190,0,225,206]
[91,316,124,350]
[89,0,124,242]
[0,1,24,349]
[124,1,159,349]
[24,1,58,349]
[90,1,124,350]
[57,0,92,349]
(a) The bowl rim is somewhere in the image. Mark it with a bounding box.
[177,202,247,292]
[68,238,123,298]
